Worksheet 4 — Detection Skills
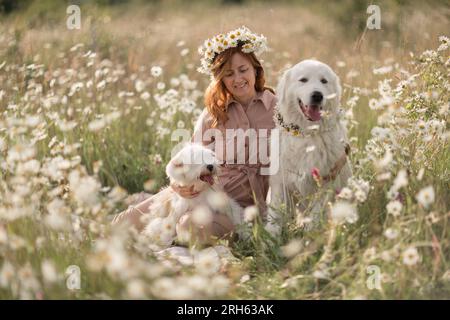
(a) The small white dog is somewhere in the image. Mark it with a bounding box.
[142,143,244,248]
[266,60,353,235]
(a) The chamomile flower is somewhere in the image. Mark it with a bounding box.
[150,66,162,77]
[416,186,435,209]
[393,169,408,191]
[244,205,259,222]
[402,247,420,266]
[337,187,353,200]
[386,200,403,217]
[330,201,358,224]
[192,205,213,226]
[384,228,399,240]
[194,248,221,276]
[41,260,59,283]
[281,239,303,258]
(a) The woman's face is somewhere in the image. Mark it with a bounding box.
[221,52,256,103]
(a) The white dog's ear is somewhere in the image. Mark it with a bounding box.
[276,68,292,107]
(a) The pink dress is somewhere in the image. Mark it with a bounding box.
[192,89,277,218]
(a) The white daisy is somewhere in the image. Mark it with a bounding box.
[281,239,302,258]
[41,260,58,283]
[354,189,367,203]
[192,205,213,226]
[393,169,408,191]
[416,186,435,209]
[330,201,358,224]
[150,66,163,77]
[337,187,353,201]
[134,79,145,92]
[126,279,147,299]
[180,48,189,56]
[194,248,221,276]
[386,200,403,217]
[402,247,420,266]
[244,205,259,222]
[206,191,229,212]
[384,228,399,240]
[140,91,151,100]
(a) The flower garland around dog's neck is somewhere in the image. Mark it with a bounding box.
[275,108,304,137]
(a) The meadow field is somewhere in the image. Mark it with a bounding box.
[0,0,449,299]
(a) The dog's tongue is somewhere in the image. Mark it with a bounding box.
[200,174,214,186]
[306,106,321,121]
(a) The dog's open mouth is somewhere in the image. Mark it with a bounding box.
[200,174,214,186]
[299,99,322,122]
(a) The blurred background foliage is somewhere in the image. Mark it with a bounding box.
[1,0,449,40]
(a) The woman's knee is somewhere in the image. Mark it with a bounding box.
[210,213,235,241]
[175,213,235,246]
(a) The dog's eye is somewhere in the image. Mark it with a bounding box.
[173,162,183,168]
[299,78,308,83]
[321,78,328,84]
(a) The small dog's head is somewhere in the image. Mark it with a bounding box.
[166,143,218,190]
[277,59,341,128]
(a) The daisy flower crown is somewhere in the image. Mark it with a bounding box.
[197,26,268,75]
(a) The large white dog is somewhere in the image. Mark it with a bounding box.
[266,60,353,235]
[142,143,244,248]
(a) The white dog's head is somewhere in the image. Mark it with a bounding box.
[277,59,342,128]
[166,143,219,190]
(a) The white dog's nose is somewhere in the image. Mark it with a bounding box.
[311,91,323,104]
[206,164,214,172]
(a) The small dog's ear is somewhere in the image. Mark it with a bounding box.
[276,68,292,107]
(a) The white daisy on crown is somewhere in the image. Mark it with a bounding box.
[197,26,268,75]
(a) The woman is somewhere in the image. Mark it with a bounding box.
[112,26,276,245]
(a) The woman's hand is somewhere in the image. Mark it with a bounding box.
[170,183,200,198]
